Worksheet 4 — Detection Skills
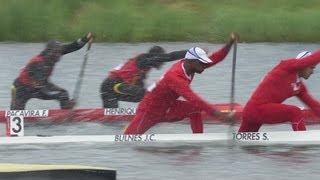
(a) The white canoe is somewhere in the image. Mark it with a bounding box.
[0,130,320,146]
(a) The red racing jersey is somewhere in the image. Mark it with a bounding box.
[248,49,320,116]
[138,47,230,116]
[17,55,53,87]
[109,55,150,85]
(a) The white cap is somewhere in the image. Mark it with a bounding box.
[296,51,312,59]
[185,47,212,64]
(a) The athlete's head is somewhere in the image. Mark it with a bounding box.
[148,46,165,54]
[185,47,212,74]
[296,51,315,79]
[147,46,166,69]
[41,40,63,64]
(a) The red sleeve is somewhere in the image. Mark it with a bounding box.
[283,49,320,71]
[166,74,216,113]
[297,83,320,117]
[204,41,233,68]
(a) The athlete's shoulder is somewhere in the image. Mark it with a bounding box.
[25,55,44,66]
[273,58,300,72]
[164,60,190,82]
[168,59,184,71]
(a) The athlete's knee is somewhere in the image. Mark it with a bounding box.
[288,106,303,121]
[113,83,124,94]
[287,106,305,131]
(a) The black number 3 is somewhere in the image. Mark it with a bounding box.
[12,116,22,133]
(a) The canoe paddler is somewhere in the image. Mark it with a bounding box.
[124,33,239,134]
[100,46,188,108]
[239,50,320,132]
[10,32,95,110]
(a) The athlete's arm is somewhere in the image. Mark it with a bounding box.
[136,50,187,68]
[166,75,235,119]
[166,75,216,113]
[61,37,87,55]
[205,33,238,68]
[61,33,93,55]
[297,84,320,117]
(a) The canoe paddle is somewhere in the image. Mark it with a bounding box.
[228,37,238,144]
[72,38,94,108]
[230,39,237,117]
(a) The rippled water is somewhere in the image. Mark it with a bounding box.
[1,42,320,179]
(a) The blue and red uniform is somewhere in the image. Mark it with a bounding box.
[239,50,320,132]
[124,44,233,134]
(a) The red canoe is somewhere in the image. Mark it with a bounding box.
[0,103,319,124]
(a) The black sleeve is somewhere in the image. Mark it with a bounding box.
[28,62,48,88]
[61,36,88,55]
[136,50,187,69]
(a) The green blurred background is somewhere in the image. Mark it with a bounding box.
[1,0,320,42]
